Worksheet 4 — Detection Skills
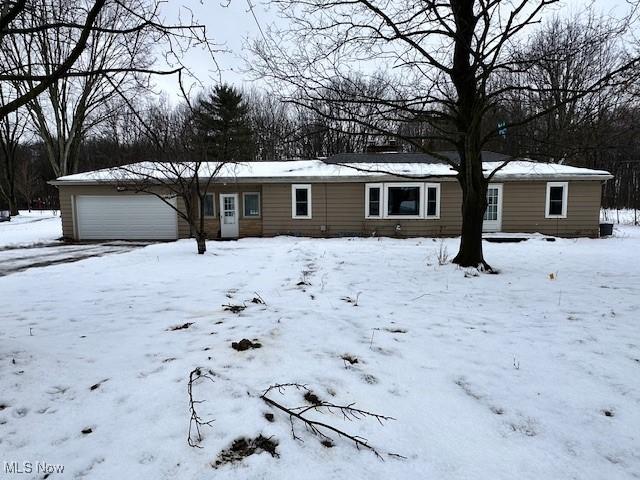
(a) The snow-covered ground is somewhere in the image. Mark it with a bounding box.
[601,208,639,226]
[1,226,639,479]
[0,210,62,248]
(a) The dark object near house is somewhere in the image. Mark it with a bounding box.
[484,237,528,243]
[0,210,10,222]
[599,223,614,237]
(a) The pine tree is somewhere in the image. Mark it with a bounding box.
[193,84,254,161]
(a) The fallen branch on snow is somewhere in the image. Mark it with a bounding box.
[187,367,216,448]
[260,383,404,460]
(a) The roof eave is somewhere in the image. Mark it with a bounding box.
[49,172,613,186]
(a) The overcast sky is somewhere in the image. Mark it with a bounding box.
[153,0,633,101]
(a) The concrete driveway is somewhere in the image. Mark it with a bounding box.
[0,241,153,277]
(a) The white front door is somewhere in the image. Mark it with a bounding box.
[483,184,503,232]
[219,193,239,238]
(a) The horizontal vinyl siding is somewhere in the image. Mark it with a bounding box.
[59,188,74,239]
[262,182,464,237]
[197,184,263,239]
[502,181,601,237]
[57,178,603,240]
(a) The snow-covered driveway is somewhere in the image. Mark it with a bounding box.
[0,212,152,276]
[0,228,639,480]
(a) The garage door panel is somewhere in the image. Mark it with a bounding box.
[76,195,178,240]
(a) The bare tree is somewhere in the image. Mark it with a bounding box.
[1,0,212,177]
[0,84,27,215]
[251,0,640,269]
[15,145,42,211]
[0,0,213,121]
[112,99,233,254]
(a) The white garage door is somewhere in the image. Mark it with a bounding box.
[75,195,178,240]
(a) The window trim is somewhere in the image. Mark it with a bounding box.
[365,183,383,219]
[291,184,312,219]
[242,192,261,218]
[424,183,441,219]
[545,181,568,219]
[383,182,424,219]
[203,192,216,218]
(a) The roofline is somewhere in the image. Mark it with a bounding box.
[48,173,613,187]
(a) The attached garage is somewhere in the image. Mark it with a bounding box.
[74,195,178,240]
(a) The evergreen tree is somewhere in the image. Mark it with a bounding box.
[194,84,254,161]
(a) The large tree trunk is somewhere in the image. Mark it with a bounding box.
[453,176,490,269]
[8,189,19,216]
[449,0,492,270]
[196,232,207,255]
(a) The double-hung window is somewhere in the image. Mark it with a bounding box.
[425,183,440,219]
[292,184,312,219]
[545,182,568,218]
[243,192,261,217]
[365,183,382,219]
[203,193,215,217]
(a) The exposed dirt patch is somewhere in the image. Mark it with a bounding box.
[168,322,193,331]
[231,339,262,351]
[304,390,323,406]
[250,295,266,305]
[264,412,274,422]
[341,354,359,365]
[213,436,279,467]
[384,327,408,334]
[602,409,615,417]
[321,439,334,448]
[223,304,246,314]
[362,374,378,385]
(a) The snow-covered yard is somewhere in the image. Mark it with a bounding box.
[0,212,148,277]
[0,210,62,248]
[1,224,639,479]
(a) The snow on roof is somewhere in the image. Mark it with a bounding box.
[52,159,612,184]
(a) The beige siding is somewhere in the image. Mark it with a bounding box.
[262,180,602,238]
[262,182,463,237]
[197,184,263,239]
[56,179,603,240]
[502,181,601,237]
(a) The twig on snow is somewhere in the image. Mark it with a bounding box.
[260,383,403,460]
[187,367,216,448]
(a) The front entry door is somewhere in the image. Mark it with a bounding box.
[483,184,503,232]
[220,193,239,238]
